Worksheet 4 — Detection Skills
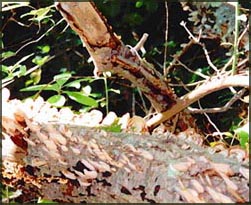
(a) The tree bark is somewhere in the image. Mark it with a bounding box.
[55,2,248,132]
[2,96,249,203]
[55,2,177,113]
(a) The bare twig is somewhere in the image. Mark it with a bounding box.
[173,76,192,92]
[174,58,209,79]
[200,43,220,74]
[163,1,169,76]
[133,33,149,52]
[187,88,247,114]
[180,21,220,75]
[2,17,64,62]
[198,100,223,140]
[237,23,249,46]
[147,75,249,128]
[221,56,234,72]
[232,2,239,75]
[221,23,248,73]
[137,87,148,113]
[180,21,199,42]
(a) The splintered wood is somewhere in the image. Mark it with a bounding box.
[2,89,249,203]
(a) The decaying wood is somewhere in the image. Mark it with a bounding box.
[2,95,249,203]
[55,2,249,131]
[55,2,177,113]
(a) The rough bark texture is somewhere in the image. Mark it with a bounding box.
[2,96,249,203]
[55,2,180,116]
[55,2,178,113]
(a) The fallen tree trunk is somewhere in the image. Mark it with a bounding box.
[2,95,249,203]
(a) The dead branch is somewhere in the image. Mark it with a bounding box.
[55,2,248,132]
[55,2,178,113]
[146,75,249,128]
[188,88,247,114]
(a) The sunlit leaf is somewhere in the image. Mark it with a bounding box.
[2,65,9,74]
[32,55,49,66]
[82,85,92,95]
[65,80,81,89]
[64,91,98,107]
[37,197,57,203]
[21,6,52,22]
[38,45,50,54]
[30,68,42,85]
[2,51,15,58]
[47,95,66,107]
[108,88,120,94]
[54,73,72,87]
[101,121,122,133]
[235,123,249,148]
[20,84,59,92]
[17,65,27,77]
[135,1,143,8]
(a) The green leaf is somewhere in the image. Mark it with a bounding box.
[21,6,52,22]
[135,1,143,8]
[29,68,42,85]
[64,91,98,107]
[54,73,72,81]
[235,123,249,148]
[32,55,49,66]
[54,73,72,87]
[20,84,59,92]
[65,80,81,89]
[38,45,50,54]
[164,41,176,48]
[37,197,57,203]
[239,131,249,148]
[101,120,122,133]
[64,78,96,88]
[2,65,10,74]
[2,51,15,58]
[19,65,27,77]
[47,95,66,107]
[82,85,92,95]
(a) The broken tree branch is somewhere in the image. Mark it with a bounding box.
[146,75,249,128]
[188,88,247,114]
[55,2,178,113]
[55,2,248,131]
